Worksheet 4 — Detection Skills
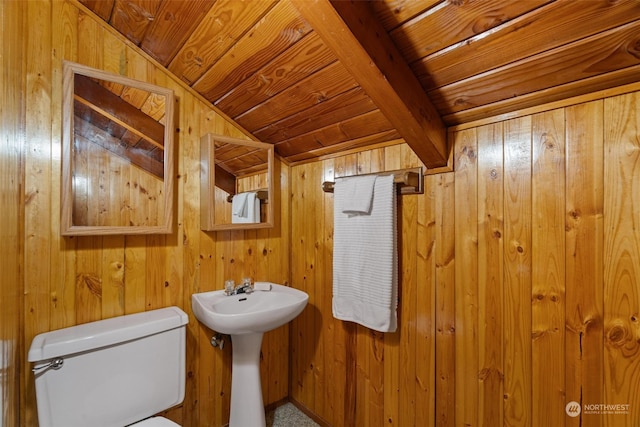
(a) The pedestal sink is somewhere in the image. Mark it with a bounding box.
[192,283,308,427]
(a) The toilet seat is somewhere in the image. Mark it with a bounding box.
[131,416,181,426]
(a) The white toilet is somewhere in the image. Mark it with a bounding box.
[28,307,188,427]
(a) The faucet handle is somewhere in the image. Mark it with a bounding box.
[241,277,253,288]
[224,279,235,295]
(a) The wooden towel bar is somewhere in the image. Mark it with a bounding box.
[226,189,269,203]
[321,167,423,195]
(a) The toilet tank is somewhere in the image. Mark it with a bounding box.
[28,307,188,427]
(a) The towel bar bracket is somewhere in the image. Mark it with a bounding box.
[322,167,423,195]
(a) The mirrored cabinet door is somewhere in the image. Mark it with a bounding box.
[200,133,274,231]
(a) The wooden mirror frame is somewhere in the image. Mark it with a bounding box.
[200,133,274,231]
[61,61,175,235]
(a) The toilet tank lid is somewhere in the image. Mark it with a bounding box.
[28,307,188,362]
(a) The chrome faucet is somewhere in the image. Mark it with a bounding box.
[224,278,254,296]
[231,282,254,295]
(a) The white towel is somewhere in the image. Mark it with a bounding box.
[231,192,260,223]
[247,192,260,222]
[332,174,398,332]
[338,175,377,214]
[232,193,248,217]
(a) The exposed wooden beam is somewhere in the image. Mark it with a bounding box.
[290,0,448,169]
[74,74,165,149]
[214,164,237,195]
[74,116,164,179]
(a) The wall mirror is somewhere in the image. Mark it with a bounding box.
[200,133,274,231]
[61,61,175,235]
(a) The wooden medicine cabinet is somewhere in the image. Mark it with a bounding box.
[200,133,274,231]
[61,61,175,235]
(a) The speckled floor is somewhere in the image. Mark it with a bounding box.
[266,402,320,427]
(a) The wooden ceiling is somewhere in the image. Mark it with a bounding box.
[79,0,640,170]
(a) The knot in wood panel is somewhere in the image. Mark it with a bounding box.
[606,319,631,348]
[77,273,102,298]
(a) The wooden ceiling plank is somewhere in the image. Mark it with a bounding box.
[371,0,442,31]
[79,0,115,21]
[392,0,551,65]
[282,129,402,164]
[274,109,395,157]
[234,60,359,132]
[140,0,216,65]
[254,87,376,143]
[192,1,311,101]
[443,65,640,127]
[415,0,640,91]
[291,0,448,168]
[223,150,269,176]
[109,0,162,45]
[168,0,277,85]
[216,32,337,118]
[431,19,640,117]
[214,143,258,162]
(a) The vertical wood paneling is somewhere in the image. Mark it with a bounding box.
[1,0,24,425]
[382,146,401,427]
[398,146,419,427]
[415,171,437,427]
[124,235,148,314]
[503,116,532,427]
[9,1,640,426]
[434,171,456,427]
[75,236,103,323]
[326,156,347,427]
[603,92,640,427]
[177,89,201,427]
[50,0,77,333]
[16,2,291,426]
[310,158,329,424]
[565,101,604,427]
[290,161,317,407]
[308,159,325,416]
[101,235,126,318]
[454,127,478,427]
[267,158,291,403]
[476,122,504,427]
[531,110,566,426]
[290,146,456,427]
[318,157,337,426]
[367,149,388,427]
[23,2,53,423]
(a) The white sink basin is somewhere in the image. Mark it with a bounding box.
[192,283,308,335]
[192,283,308,426]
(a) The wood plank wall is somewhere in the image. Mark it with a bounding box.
[71,137,166,227]
[289,88,640,427]
[6,0,640,426]
[289,145,454,427]
[11,1,291,426]
[1,0,24,425]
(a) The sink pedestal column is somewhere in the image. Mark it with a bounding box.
[229,332,266,427]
